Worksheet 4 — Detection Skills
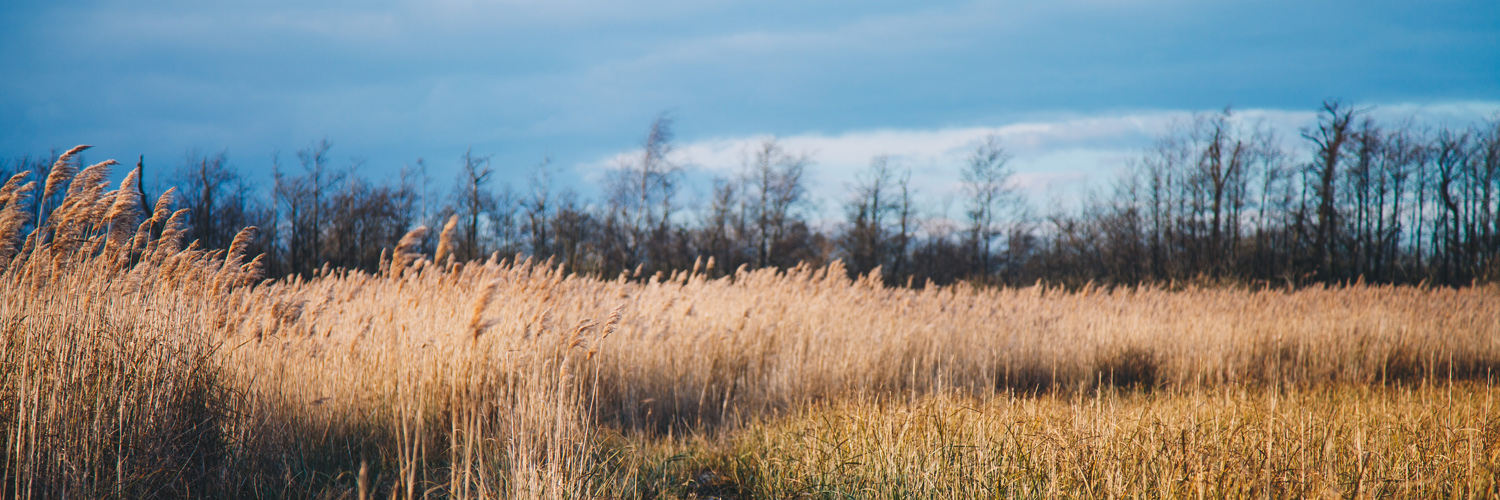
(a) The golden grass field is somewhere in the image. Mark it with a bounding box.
[3,155,1500,498]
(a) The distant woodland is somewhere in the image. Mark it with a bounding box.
[5,101,1498,288]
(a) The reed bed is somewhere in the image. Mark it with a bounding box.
[3,147,1499,498]
[619,383,1500,499]
[0,149,250,498]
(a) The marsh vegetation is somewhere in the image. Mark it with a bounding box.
[3,151,1498,498]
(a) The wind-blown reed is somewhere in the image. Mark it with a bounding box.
[3,146,1498,498]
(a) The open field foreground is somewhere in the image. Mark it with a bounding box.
[3,161,1500,498]
[617,385,1500,499]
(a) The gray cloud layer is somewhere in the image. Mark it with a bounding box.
[3,0,1496,193]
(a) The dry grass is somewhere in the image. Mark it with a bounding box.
[3,148,1499,498]
[618,384,1500,499]
[0,159,241,498]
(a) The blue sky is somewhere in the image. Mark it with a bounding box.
[2,0,1497,214]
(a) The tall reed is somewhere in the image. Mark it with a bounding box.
[0,153,244,498]
[4,146,1499,498]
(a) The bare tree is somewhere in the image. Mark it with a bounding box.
[525,157,552,257]
[605,113,682,270]
[172,151,272,265]
[842,156,898,277]
[177,151,236,250]
[135,155,148,216]
[272,139,347,276]
[743,138,810,268]
[1251,129,1295,281]
[892,166,915,280]
[489,183,523,257]
[699,175,749,273]
[1193,109,1253,273]
[960,134,1018,276]
[452,147,497,262]
[1303,101,1356,279]
[1480,119,1500,279]
[1344,117,1384,279]
[1432,129,1470,279]
[324,174,418,271]
[550,190,594,273]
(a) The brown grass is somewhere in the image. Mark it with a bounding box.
[2,147,1498,498]
[624,384,1500,498]
[41,144,88,202]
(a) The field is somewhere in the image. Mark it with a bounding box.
[4,161,1500,499]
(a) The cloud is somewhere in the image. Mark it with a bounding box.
[583,101,1500,216]
[3,0,1495,198]
[587,110,1200,202]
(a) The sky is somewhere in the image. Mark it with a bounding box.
[2,0,1497,216]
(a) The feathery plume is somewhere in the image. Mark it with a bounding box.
[469,276,501,340]
[84,190,118,232]
[602,303,623,338]
[128,219,154,256]
[240,253,266,285]
[154,208,191,259]
[65,159,117,200]
[588,304,626,360]
[212,226,259,291]
[104,168,142,253]
[223,226,258,271]
[130,187,178,256]
[391,226,428,277]
[151,187,176,223]
[0,170,31,208]
[0,181,37,271]
[49,160,116,252]
[79,233,107,258]
[49,181,112,260]
[42,144,89,201]
[12,229,38,271]
[434,214,458,265]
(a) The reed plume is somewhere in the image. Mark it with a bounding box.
[150,186,176,222]
[223,226,258,270]
[0,170,31,207]
[104,167,142,254]
[213,226,258,290]
[0,181,36,268]
[469,275,500,339]
[153,208,191,259]
[48,160,117,257]
[241,253,266,284]
[390,225,428,277]
[64,159,116,200]
[84,189,117,230]
[7,146,1500,500]
[133,187,177,254]
[41,144,89,201]
[434,214,458,265]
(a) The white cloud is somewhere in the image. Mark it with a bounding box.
[586,110,1193,203]
[580,102,1500,216]
[1365,100,1500,126]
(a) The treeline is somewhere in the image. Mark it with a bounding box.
[1048,102,1500,287]
[3,102,1497,287]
